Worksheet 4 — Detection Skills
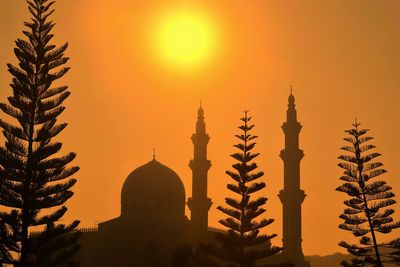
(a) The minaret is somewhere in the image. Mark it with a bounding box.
[187,104,212,239]
[278,91,307,265]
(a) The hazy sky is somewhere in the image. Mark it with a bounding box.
[1,0,400,256]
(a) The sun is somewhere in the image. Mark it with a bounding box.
[153,10,217,70]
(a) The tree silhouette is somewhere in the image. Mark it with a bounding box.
[217,111,281,267]
[336,120,400,267]
[0,0,80,266]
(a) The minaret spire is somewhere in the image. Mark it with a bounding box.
[278,91,308,266]
[187,103,212,240]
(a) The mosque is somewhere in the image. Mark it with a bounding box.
[73,93,309,267]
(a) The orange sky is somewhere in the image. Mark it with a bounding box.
[1,0,400,256]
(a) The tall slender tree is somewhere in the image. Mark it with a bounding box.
[0,0,80,266]
[336,120,400,267]
[217,111,281,267]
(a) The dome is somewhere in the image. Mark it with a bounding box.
[121,159,186,222]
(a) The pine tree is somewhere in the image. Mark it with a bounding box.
[336,120,400,267]
[0,0,80,266]
[217,111,281,267]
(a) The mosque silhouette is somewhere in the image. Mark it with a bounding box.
[72,93,309,267]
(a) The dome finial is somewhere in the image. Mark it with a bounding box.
[153,148,156,161]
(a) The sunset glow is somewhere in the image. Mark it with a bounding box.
[2,0,400,258]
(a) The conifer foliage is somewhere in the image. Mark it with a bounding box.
[217,111,281,267]
[0,0,80,266]
[336,121,400,267]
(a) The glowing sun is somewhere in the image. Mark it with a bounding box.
[153,10,217,70]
